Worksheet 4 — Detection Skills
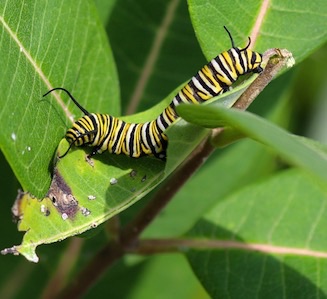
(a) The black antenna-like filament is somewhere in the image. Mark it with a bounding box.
[223,26,251,51]
[59,141,75,158]
[223,26,235,48]
[240,37,251,52]
[43,87,89,115]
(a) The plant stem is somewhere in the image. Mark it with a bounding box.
[58,136,215,299]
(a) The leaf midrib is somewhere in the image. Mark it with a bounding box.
[0,14,74,122]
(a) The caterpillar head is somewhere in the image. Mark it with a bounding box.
[43,88,98,158]
[235,47,263,74]
[56,115,98,158]
[65,115,97,147]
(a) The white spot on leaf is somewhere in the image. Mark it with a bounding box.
[40,205,46,213]
[11,132,16,141]
[80,207,91,216]
[110,178,118,185]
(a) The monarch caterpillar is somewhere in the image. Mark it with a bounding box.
[44,27,263,161]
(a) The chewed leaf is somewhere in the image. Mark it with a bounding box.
[2,140,165,262]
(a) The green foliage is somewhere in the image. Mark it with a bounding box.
[177,104,327,185]
[187,169,327,297]
[1,0,327,298]
[0,0,120,198]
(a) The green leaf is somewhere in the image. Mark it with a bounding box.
[177,105,327,185]
[0,0,120,198]
[188,0,327,63]
[186,169,327,298]
[94,0,117,25]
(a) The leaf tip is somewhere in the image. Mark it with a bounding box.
[1,244,39,263]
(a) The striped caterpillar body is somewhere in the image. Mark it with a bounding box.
[44,27,263,161]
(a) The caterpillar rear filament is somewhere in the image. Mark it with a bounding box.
[44,27,263,161]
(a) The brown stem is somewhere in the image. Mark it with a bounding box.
[131,238,327,258]
[58,137,216,299]
[58,241,124,299]
[120,136,216,246]
[233,48,293,111]
[41,238,84,299]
